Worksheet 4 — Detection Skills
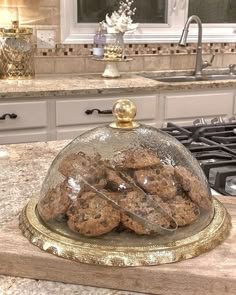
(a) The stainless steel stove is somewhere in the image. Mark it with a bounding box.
[161,120,236,196]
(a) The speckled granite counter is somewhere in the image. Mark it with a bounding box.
[0,70,235,99]
[0,74,157,99]
[0,140,145,295]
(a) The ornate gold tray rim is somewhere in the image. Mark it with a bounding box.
[0,28,33,36]
[93,58,133,62]
[19,197,231,267]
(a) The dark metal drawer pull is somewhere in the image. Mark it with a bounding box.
[0,113,18,120]
[85,109,112,115]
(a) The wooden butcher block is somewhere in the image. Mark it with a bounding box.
[0,196,235,295]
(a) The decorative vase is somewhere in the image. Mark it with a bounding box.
[104,32,125,60]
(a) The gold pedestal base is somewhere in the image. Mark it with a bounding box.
[102,61,120,78]
[93,58,132,78]
[19,198,231,267]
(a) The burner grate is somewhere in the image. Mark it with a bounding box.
[211,136,236,144]
[161,122,236,196]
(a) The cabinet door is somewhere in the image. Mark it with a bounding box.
[56,95,157,127]
[163,90,234,125]
[0,101,47,130]
[0,101,48,144]
[56,95,158,140]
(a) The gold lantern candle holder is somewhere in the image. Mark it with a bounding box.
[104,44,123,60]
[0,20,34,79]
[104,32,124,60]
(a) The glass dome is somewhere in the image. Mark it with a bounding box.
[37,99,214,245]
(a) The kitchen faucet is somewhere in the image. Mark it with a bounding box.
[179,15,215,77]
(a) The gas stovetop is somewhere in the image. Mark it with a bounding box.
[161,122,236,196]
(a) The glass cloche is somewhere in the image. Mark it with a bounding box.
[20,99,231,267]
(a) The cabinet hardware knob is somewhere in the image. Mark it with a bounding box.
[193,118,207,126]
[85,109,112,115]
[211,116,225,125]
[229,116,236,123]
[0,113,18,120]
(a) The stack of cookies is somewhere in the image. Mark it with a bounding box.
[38,149,212,237]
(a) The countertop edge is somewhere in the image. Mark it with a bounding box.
[0,72,235,99]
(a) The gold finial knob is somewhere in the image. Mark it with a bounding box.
[113,99,136,123]
[110,99,139,129]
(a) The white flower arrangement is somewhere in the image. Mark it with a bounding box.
[105,0,138,34]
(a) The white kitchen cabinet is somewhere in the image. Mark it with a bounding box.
[1,87,236,144]
[0,101,48,130]
[56,94,158,140]
[0,100,49,144]
[161,89,235,127]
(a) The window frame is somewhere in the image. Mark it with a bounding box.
[60,0,236,44]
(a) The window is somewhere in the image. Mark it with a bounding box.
[77,0,118,23]
[61,0,236,44]
[76,0,167,24]
[189,0,236,23]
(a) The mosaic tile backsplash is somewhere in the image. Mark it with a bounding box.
[37,42,236,57]
[34,43,236,75]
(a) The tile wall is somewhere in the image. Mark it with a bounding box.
[0,0,235,75]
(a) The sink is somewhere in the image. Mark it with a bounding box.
[140,74,236,83]
[157,75,236,83]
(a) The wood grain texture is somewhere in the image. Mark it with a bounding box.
[0,196,235,295]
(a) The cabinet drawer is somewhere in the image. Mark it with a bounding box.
[164,91,234,120]
[56,96,156,127]
[0,101,47,130]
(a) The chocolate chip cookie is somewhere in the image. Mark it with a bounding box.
[38,179,72,221]
[134,165,176,200]
[59,152,107,185]
[105,168,132,192]
[112,148,161,170]
[119,190,172,235]
[67,191,120,237]
[167,195,200,226]
[174,166,211,210]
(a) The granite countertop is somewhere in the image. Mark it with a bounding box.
[0,140,145,295]
[0,74,157,99]
[0,69,236,99]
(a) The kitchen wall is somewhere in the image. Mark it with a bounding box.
[0,0,235,75]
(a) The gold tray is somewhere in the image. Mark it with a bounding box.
[19,197,231,267]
